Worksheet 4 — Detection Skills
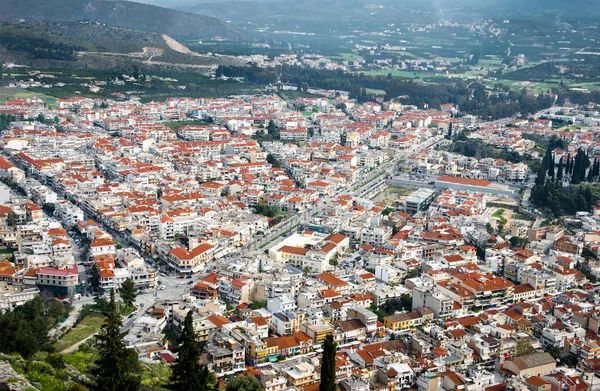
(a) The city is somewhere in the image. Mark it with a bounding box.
[1,0,600,391]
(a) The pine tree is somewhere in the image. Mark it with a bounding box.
[91,289,140,391]
[319,334,337,391]
[170,311,216,391]
[120,278,137,308]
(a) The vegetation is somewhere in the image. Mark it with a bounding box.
[0,114,16,131]
[370,294,412,321]
[0,0,240,40]
[531,183,594,217]
[90,265,100,291]
[119,278,137,308]
[319,334,337,391]
[514,339,535,356]
[91,289,141,391]
[0,295,68,358]
[54,313,105,352]
[225,375,263,391]
[576,261,598,284]
[253,204,282,218]
[491,209,508,225]
[170,310,218,391]
[249,300,267,310]
[449,133,524,164]
[216,66,554,117]
[508,236,528,249]
[1,29,86,61]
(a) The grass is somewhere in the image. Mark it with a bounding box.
[0,86,58,107]
[54,313,105,352]
[492,208,508,225]
[491,208,505,218]
[365,88,386,95]
[513,213,535,221]
[359,69,435,79]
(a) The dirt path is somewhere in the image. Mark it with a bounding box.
[60,333,98,354]
[162,34,199,56]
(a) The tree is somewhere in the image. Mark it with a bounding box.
[6,211,18,227]
[546,344,562,360]
[120,278,137,308]
[266,153,281,168]
[319,334,337,391]
[170,310,217,391]
[91,289,140,391]
[508,236,528,249]
[556,158,564,183]
[91,264,101,291]
[302,266,313,277]
[340,132,347,146]
[267,120,277,136]
[485,223,494,234]
[225,375,263,391]
[515,339,535,356]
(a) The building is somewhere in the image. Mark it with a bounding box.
[404,188,437,215]
[502,352,556,377]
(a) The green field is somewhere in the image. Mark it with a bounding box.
[54,313,105,352]
[360,69,435,78]
[0,86,58,107]
[366,88,386,95]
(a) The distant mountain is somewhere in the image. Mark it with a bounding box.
[0,20,240,73]
[0,0,242,40]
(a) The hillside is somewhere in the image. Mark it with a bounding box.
[0,0,242,40]
[0,21,241,74]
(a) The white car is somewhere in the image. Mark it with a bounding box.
[159,286,166,290]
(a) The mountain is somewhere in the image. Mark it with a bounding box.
[0,0,242,40]
[0,21,240,73]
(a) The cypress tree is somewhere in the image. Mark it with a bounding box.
[579,149,590,182]
[588,166,594,182]
[548,153,555,178]
[536,164,546,186]
[91,289,140,391]
[556,158,563,183]
[319,334,337,391]
[170,311,216,391]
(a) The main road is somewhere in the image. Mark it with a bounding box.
[247,135,444,250]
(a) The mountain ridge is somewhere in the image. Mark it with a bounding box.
[0,0,243,40]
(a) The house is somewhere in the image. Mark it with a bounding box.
[167,243,214,274]
[502,352,556,377]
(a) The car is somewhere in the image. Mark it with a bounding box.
[177,275,185,279]
[159,286,166,290]
[188,281,194,285]
[186,275,193,279]
[176,283,181,287]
